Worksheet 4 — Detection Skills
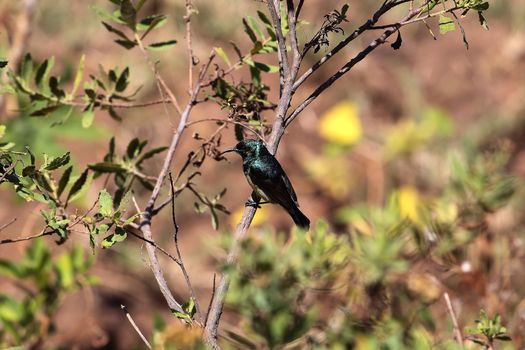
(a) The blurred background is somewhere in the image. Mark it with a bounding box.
[1,0,525,348]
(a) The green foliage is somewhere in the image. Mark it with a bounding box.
[0,240,94,347]
[224,222,348,348]
[465,309,512,347]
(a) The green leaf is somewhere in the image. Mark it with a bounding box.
[439,14,455,34]
[242,18,257,43]
[0,124,5,138]
[478,12,489,30]
[114,39,137,49]
[71,54,85,97]
[45,152,70,170]
[88,162,126,173]
[20,53,33,82]
[66,169,89,203]
[126,137,140,158]
[57,166,73,198]
[56,253,74,288]
[116,190,131,219]
[82,105,95,128]
[214,47,231,66]
[147,40,178,51]
[136,146,168,164]
[101,226,128,248]
[49,76,65,99]
[101,21,131,40]
[230,42,243,61]
[247,16,263,38]
[91,4,116,22]
[254,61,278,73]
[138,14,168,39]
[30,105,61,117]
[115,67,129,92]
[120,0,136,30]
[98,189,114,218]
[35,57,55,89]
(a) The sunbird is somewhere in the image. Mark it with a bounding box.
[221,139,310,230]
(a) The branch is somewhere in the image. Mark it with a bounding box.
[0,218,17,232]
[120,304,152,350]
[267,0,289,95]
[204,1,304,345]
[185,118,264,141]
[285,2,428,127]
[444,292,464,348]
[137,44,215,315]
[169,172,203,324]
[0,229,51,245]
[292,0,413,93]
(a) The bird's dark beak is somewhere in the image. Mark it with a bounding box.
[220,147,238,156]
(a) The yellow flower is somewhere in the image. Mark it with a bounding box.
[229,204,271,228]
[398,186,420,222]
[319,101,362,145]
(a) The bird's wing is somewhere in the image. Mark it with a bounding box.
[248,161,299,208]
[280,170,298,205]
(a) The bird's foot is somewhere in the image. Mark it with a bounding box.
[244,199,261,208]
[244,199,269,208]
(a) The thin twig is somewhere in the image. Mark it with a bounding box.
[168,173,203,323]
[204,273,217,328]
[120,304,152,350]
[267,0,289,95]
[292,0,413,93]
[0,230,51,245]
[185,118,264,140]
[138,46,215,315]
[285,2,429,127]
[185,0,195,90]
[126,227,181,265]
[444,292,464,348]
[0,218,17,232]
[134,33,183,116]
[0,159,19,183]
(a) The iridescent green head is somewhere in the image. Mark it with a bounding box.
[221,139,267,159]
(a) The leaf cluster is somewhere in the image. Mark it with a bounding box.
[0,240,94,346]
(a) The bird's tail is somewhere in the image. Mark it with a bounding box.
[289,205,310,230]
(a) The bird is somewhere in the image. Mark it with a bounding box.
[221,139,310,230]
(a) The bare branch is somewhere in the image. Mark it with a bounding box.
[267,0,289,95]
[134,33,183,116]
[138,48,215,315]
[185,0,195,90]
[0,229,51,245]
[169,172,203,323]
[0,218,17,232]
[185,118,264,141]
[444,292,464,348]
[292,0,413,93]
[120,304,152,350]
[286,2,428,127]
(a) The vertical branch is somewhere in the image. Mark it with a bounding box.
[444,292,464,348]
[266,0,289,96]
[204,1,304,346]
[184,0,195,90]
[136,22,216,315]
[169,173,203,323]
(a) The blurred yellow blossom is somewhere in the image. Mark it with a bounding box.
[319,101,362,145]
[398,186,420,222]
[230,204,271,228]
